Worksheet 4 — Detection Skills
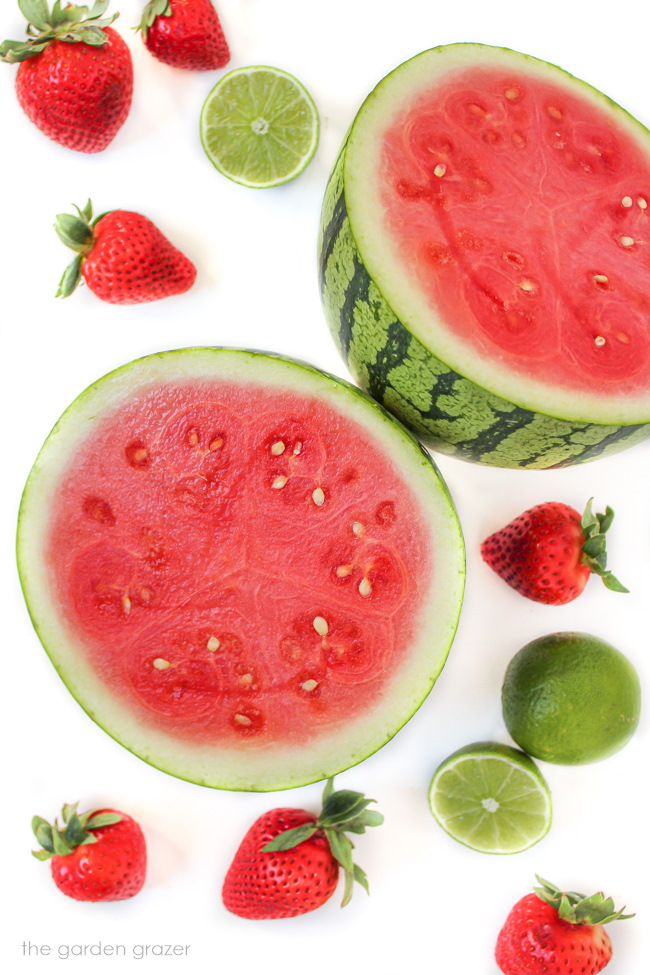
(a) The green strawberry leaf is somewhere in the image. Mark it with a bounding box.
[353,863,370,894]
[0,39,49,62]
[136,0,171,36]
[601,573,629,593]
[51,825,72,856]
[32,821,54,853]
[64,813,84,847]
[320,789,376,826]
[61,802,79,825]
[76,26,109,45]
[56,255,83,298]
[579,499,628,593]
[84,812,122,830]
[262,824,317,852]
[325,829,354,875]
[18,0,51,30]
[343,809,385,833]
[534,876,635,925]
[321,776,335,803]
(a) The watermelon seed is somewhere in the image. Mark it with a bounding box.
[359,578,372,597]
[187,428,200,446]
[519,280,537,293]
[638,197,648,210]
[239,673,253,687]
[313,616,329,637]
[594,336,606,347]
[503,251,525,268]
[511,131,526,148]
[126,442,150,468]
[301,679,318,692]
[619,235,635,248]
[270,441,285,455]
[312,487,325,506]
[139,587,151,603]
[593,274,609,287]
[209,437,223,451]
[434,164,447,178]
[504,87,520,101]
[121,594,132,615]
[622,196,634,208]
[153,658,171,670]
[233,713,252,726]
[547,105,563,120]
[336,564,353,577]
[207,636,220,651]
[616,332,630,344]
[352,521,365,536]
[469,103,486,116]
[293,442,302,455]
[272,475,288,489]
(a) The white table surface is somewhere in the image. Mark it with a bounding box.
[1,1,648,972]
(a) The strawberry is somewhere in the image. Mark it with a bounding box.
[495,876,634,975]
[137,0,230,71]
[55,199,197,304]
[0,2,133,153]
[222,777,383,920]
[481,499,627,605]
[32,802,146,902]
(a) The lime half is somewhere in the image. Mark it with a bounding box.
[200,65,320,188]
[428,742,552,854]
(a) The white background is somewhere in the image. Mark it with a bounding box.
[1,0,648,972]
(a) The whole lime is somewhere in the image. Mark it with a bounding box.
[501,632,641,764]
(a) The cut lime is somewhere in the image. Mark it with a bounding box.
[200,65,320,188]
[428,742,552,854]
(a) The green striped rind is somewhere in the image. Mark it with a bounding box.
[17,348,465,792]
[318,95,650,470]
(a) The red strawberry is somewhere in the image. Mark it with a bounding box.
[481,499,627,605]
[222,778,383,920]
[496,876,633,975]
[55,199,197,304]
[0,2,133,153]
[137,0,230,71]
[32,802,146,902]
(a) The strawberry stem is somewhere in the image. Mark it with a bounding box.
[31,802,122,861]
[580,499,628,593]
[1,1,118,63]
[534,876,635,925]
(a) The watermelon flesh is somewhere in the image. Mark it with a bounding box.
[18,350,464,790]
[320,44,650,468]
[383,66,650,395]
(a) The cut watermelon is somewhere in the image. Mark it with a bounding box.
[319,43,650,468]
[17,349,464,791]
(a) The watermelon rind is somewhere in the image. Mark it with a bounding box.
[318,43,650,469]
[17,348,465,791]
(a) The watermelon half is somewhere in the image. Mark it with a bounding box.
[17,349,464,791]
[319,43,650,469]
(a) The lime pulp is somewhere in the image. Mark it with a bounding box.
[428,741,552,854]
[200,65,320,188]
